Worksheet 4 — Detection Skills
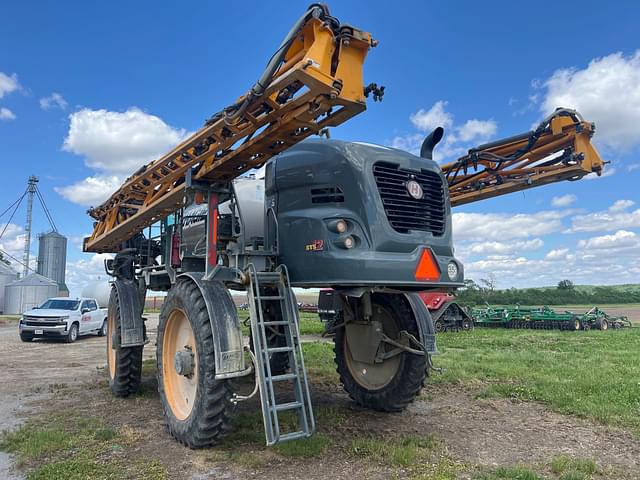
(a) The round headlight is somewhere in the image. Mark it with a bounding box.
[447,262,458,280]
[343,236,355,249]
[335,219,347,234]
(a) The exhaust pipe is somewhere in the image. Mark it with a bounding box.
[420,127,444,160]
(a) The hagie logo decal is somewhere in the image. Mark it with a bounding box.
[305,240,324,251]
[406,180,423,200]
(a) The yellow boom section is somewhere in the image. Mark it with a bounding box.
[84,5,376,253]
[442,109,604,207]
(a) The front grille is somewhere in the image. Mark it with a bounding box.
[373,162,446,235]
[24,316,65,327]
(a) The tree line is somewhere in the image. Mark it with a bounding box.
[456,276,640,306]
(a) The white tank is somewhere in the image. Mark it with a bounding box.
[81,281,112,308]
[4,273,59,314]
[0,263,19,314]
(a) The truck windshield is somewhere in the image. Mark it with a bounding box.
[38,299,80,310]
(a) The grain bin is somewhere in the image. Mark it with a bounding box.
[4,273,59,314]
[0,263,19,313]
[36,231,68,295]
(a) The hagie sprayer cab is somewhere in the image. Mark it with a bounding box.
[83,5,604,448]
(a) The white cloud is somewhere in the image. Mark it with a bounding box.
[0,72,20,98]
[55,175,123,207]
[577,230,638,250]
[40,92,68,111]
[569,200,640,233]
[609,199,635,212]
[452,210,569,242]
[551,194,576,208]
[0,107,16,121]
[628,163,640,172]
[66,253,113,297]
[539,50,640,151]
[409,101,453,131]
[456,119,497,142]
[545,248,570,261]
[59,107,189,207]
[462,238,544,256]
[62,107,188,174]
[391,101,497,162]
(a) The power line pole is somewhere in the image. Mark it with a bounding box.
[22,175,38,276]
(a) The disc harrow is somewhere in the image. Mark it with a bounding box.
[472,305,631,331]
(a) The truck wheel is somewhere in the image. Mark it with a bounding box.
[66,323,79,343]
[107,289,143,397]
[20,332,33,342]
[334,294,427,412]
[157,279,235,448]
[98,320,107,337]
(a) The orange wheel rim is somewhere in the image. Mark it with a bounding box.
[162,309,198,420]
[107,308,116,380]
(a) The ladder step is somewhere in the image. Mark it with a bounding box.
[274,401,303,412]
[256,272,282,282]
[267,346,294,353]
[256,295,284,301]
[270,373,297,382]
[278,431,308,443]
[263,321,290,326]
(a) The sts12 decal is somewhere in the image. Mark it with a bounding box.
[305,240,324,252]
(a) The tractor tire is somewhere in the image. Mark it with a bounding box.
[107,287,143,397]
[157,279,236,448]
[595,317,608,331]
[334,294,427,412]
[569,316,581,331]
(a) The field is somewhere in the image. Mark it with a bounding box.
[1,305,640,479]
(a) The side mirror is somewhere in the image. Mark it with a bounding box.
[81,307,90,314]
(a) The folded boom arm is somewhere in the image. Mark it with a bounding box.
[441,109,604,207]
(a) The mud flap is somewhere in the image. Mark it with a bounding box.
[113,279,146,347]
[178,273,246,379]
[404,293,438,354]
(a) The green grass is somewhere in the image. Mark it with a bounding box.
[474,466,544,480]
[302,341,337,382]
[434,328,640,433]
[0,414,167,479]
[351,435,439,467]
[298,312,325,335]
[550,456,598,479]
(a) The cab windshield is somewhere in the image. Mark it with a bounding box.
[38,299,80,310]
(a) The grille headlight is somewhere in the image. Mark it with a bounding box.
[447,262,458,280]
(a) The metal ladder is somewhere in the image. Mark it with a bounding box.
[246,264,315,445]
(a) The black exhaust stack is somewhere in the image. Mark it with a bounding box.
[420,127,444,160]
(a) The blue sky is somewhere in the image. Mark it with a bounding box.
[1,1,639,295]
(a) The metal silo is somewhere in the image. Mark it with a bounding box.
[4,273,59,314]
[37,231,68,295]
[0,262,19,313]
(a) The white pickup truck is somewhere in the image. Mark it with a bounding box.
[18,297,108,343]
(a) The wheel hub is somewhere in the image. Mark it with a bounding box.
[174,348,194,377]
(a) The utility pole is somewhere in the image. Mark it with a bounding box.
[22,175,38,276]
